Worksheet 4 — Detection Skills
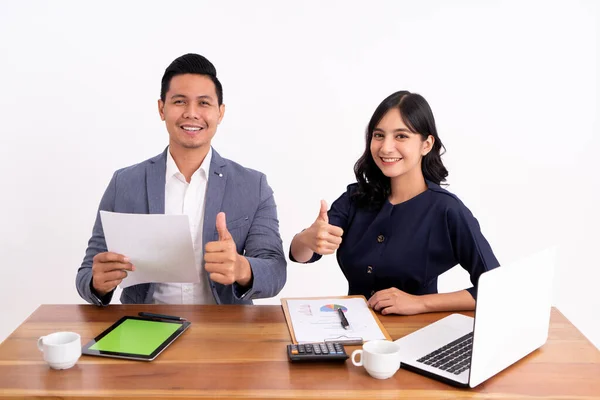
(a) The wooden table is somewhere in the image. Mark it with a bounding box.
[0,305,598,399]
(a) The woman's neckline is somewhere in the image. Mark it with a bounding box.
[386,186,430,206]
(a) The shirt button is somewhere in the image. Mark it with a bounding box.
[367,266,373,274]
[377,234,385,243]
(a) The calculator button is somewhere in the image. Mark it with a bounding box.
[320,344,329,354]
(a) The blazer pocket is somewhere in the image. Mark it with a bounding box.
[226,215,250,231]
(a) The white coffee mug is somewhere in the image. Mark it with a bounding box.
[351,340,401,379]
[37,331,81,370]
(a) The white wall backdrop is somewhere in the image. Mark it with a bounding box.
[0,0,598,349]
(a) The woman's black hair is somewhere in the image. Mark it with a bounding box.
[353,90,448,209]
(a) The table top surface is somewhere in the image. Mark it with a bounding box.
[0,304,598,399]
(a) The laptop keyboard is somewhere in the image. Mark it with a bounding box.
[416,332,473,375]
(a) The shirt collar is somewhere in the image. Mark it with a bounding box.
[166,146,213,182]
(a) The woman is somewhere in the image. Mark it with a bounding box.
[290,90,499,315]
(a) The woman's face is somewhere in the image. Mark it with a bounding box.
[370,108,433,180]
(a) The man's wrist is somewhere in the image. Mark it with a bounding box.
[235,255,252,287]
[92,282,108,297]
[89,279,111,306]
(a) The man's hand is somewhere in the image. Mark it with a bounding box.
[92,252,135,296]
[368,287,426,315]
[204,212,252,286]
[300,200,344,255]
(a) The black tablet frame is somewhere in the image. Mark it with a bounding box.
[81,316,191,361]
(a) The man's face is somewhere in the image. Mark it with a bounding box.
[158,74,225,152]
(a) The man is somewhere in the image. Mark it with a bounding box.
[76,53,286,305]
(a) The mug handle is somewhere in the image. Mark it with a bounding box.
[351,349,363,366]
[37,337,45,352]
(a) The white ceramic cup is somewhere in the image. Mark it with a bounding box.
[351,340,401,379]
[37,331,81,370]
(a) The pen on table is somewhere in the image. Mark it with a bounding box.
[138,312,187,321]
[337,308,349,330]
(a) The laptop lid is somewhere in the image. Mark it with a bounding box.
[395,248,556,387]
[469,248,555,387]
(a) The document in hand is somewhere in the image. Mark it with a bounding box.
[281,296,391,344]
[100,211,199,288]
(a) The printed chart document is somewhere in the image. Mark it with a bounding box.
[100,211,199,288]
[281,296,391,344]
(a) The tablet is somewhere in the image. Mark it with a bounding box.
[82,316,191,361]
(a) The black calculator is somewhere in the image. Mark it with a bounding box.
[287,342,349,362]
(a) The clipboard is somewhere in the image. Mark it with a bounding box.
[281,295,392,345]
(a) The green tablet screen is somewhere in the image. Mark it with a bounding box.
[89,319,181,355]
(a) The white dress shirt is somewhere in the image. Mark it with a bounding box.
[153,147,216,304]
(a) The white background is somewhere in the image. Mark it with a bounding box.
[0,1,598,349]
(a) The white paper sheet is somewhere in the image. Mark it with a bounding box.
[100,211,199,288]
[285,297,387,343]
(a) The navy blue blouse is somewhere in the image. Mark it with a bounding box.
[292,181,499,300]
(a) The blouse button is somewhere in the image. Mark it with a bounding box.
[367,266,373,274]
[377,234,385,243]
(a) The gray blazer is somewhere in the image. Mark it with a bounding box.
[76,148,286,305]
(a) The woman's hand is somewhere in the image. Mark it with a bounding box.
[302,200,344,255]
[291,200,344,262]
[368,288,476,315]
[368,287,426,315]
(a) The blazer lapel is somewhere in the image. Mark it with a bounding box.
[146,148,167,214]
[203,147,227,246]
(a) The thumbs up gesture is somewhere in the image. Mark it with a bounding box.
[303,200,344,255]
[317,199,329,223]
[204,212,252,286]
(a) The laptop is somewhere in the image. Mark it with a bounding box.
[394,248,555,388]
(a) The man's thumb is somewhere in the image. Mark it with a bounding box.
[216,212,232,241]
[317,200,329,223]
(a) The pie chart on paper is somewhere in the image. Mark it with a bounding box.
[320,304,348,313]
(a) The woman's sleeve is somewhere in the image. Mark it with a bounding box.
[445,203,500,299]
